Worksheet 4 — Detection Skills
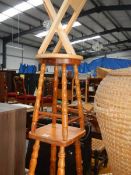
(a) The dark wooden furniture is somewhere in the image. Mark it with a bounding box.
[0,71,7,102]
[0,103,26,175]
[14,76,53,106]
[0,70,16,102]
[14,76,36,105]
[85,113,108,175]
[57,77,73,102]
[87,78,102,102]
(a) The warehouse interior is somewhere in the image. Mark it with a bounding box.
[0,0,131,175]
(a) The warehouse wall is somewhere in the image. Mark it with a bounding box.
[0,39,39,71]
[86,50,131,63]
[1,38,131,71]
[0,39,2,65]
[6,42,39,71]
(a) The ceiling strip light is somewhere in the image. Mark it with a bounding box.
[2,8,20,17]
[71,35,101,45]
[14,2,33,12]
[0,13,9,22]
[35,21,81,38]
[27,0,43,7]
[0,0,43,23]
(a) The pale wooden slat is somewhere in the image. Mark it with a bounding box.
[43,0,75,54]
[36,53,83,60]
[38,0,69,55]
[69,0,83,11]
[53,0,87,53]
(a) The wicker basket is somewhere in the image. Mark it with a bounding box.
[94,68,131,175]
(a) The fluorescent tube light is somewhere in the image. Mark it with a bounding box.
[2,8,20,17]
[0,0,43,23]
[71,35,101,45]
[63,21,81,29]
[27,0,43,6]
[14,2,33,12]
[82,50,95,53]
[35,21,81,38]
[35,31,48,38]
[0,14,9,22]
[7,44,24,51]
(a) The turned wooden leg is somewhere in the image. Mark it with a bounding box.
[75,140,83,175]
[57,146,65,175]
[52,66,58,126]
[74,64,84,129]
[50,144,57,175]
[31,64,46,132]
[28,140,40,175]
[62,64,68,140]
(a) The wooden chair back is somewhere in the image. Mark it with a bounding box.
[14,76,26,96]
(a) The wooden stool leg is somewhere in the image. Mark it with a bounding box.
[50,66,58,175]
[57,146,65,175]
[31,64,46,132]
[52,66,59,125]
[62,64,68,140]
[74,64,84,129]
[75,140,83,175]
[28,140,40,175]
[50,144,57,175]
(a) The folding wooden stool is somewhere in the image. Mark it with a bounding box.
[28,0,87,175]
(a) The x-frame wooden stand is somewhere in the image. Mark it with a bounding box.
[28,0,87,175]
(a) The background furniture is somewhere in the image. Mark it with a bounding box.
[58,77,73,102]
[0,103,26,175]
[14,76,36,105]
[72,77,88,103]
[0,70,16,102]
[87,78,102,102]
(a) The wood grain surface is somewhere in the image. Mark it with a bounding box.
[0,103,26,175]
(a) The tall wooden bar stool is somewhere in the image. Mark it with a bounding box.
[28,0,87,175]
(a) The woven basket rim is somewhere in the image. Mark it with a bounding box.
[109,68,131,76]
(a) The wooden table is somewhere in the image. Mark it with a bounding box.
[0,103,26,175]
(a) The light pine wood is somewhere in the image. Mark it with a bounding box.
[28,140,40,175]
[50,145,57,175]
[29,0,87,174]
[75,140,83,175]
[52,66,58,126]
[57,147,65,175]
[38,0,69,55]
[69,0,84,11]
[29,124,85,147]
[74,64,85,129]
[62,64,68,141]
[43,0,75,54]
[36,53,82,60]
[31,64,45,132]
[53,0,87,53]
[71,78,75,103]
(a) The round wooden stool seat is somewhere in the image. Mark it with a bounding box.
[36,53,83,65]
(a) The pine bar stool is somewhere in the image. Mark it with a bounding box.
[28,0,87,175]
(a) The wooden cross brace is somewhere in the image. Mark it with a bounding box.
[37,0,87,56]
